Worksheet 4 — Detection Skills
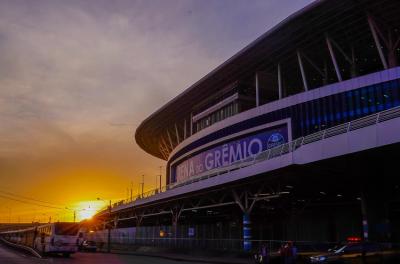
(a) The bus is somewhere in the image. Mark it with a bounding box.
[1,222,79,257]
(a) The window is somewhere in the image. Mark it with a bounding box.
[375,84,384,111]
[368,86,376,113]
[392,80,400,107]
[194,102,239,132]
[382,82,392,109]
[347,91,354,118]
[354,90,362,117]
[340,92,347,122]
[361,87,369,114]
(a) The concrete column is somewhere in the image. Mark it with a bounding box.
[172,214,179,247]
[360,185,391,242]
[243,212,252,251]
[360,194,369,241]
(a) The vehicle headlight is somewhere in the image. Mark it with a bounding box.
[311,256,327,263]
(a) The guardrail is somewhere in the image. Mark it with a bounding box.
[0,238,42,258]
[104,106,400,213]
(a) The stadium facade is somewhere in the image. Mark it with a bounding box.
[96,0,400,252]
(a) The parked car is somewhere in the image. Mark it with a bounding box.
[80,240,97,252]
[310,242,381,263]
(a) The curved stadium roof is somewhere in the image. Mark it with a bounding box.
[135,0,400,160]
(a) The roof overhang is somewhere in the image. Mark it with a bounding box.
[135,0,400,159]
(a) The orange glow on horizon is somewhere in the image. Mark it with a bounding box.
[0,162,163,223]
[73,200,105,221]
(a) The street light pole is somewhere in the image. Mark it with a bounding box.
[156,174,162,192]
[107,199,111,253]
[65,207,83,223]
[130,182,133,202]
[158,165,163,191]
[143,174,145,196]
[160,166,163,192]
[7,207,11,223]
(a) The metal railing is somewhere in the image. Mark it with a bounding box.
[103,106,400,213]
[98,236,339,253]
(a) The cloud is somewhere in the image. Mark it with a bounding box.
[0,0,314,221]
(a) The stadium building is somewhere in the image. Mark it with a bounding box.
[96,0,400,252]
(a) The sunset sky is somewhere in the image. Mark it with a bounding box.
[0,0,313,222]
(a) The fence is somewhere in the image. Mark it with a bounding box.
[92,232,337,253]
[91,232,400,257]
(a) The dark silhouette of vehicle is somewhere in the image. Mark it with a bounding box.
[80,240,97,252]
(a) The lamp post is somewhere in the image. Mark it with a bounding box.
[158,166,163,191]
[41,213,47,223]
[130,182,133,202]
[97,198,112,253]
[5,206,11,223]
[141,175,144,198]
[156,174,161,192]
[65,207,86,223]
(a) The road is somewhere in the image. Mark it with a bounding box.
[0,243,43,264]
[0,243,207,264]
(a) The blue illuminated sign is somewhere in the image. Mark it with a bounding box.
[173,124,288,183]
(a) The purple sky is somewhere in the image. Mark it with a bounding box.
[0,0,313,222]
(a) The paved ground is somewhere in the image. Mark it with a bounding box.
[0,243,216,264]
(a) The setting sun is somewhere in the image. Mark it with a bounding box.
[74,200,104,221]
[78,210,94,220]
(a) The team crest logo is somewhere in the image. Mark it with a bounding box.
[267,133,285,148]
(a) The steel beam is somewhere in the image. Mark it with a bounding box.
[326,36,343,82]
[174,123,180,144]
[302,52,325,77]
[278,64,283,99]
[142,211,171,218]
[387,32,398,68]
[350,45,357,77]
[190,112,193,136]
[255,72,260,107]
[166,130,174,150]
[366,15,399,68]
[329,37,352,64]
[232,190,245,212]
[183,119,187,140]
[182,202,235,212]
[367,15,388,69]
[158,143,168,160]
[161,136,170,153]
[297,51,308,91]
